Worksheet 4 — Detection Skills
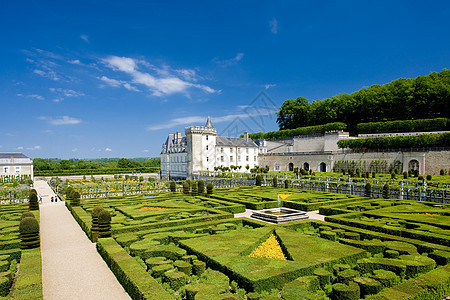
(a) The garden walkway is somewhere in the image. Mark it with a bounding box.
[234,209,325,222]
[34,179,130,300]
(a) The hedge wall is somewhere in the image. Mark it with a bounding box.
[356,118,450,134]
[97,238,173,300]
[11,248,43,299]
[337,132,450,149]
[248,122,347,141]
[34,167,159,177]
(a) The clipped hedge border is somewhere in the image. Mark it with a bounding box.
[11,248,43,299]
[366,264,450,300]
[356,118,450,135]
[97,238,173,300]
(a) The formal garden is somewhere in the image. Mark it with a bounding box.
[57,182,449,300]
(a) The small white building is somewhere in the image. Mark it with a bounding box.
[0,153,33,180]
[161,118,259,179]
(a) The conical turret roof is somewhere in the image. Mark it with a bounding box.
[205,116,214,129]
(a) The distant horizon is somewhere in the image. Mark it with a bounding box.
[1,1,449,159]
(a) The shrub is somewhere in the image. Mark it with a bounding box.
[198,180,205,194]
[284,179,290,188]
[71,191,80,206]
[19,217,40,249]
[364,183,372,198]
[353,277,382,296]
[206,183,214,195]
[21,211,35,220]
[372,172,376,178]
[382,184,390,199]
[170,181,176,193]
[313,268,331,288]
[337,269,360,284]
[191,182,198,196]
[332,282,360,300]
[272,177,278,188]
[369,269,399,287]
[426,175,432,181]
[183,181,190,194]
[174,260,192,276]
[98,210,111,238]
[249,122,347,140]
[255,175,262,186]
[391,172,396,179]
[403,171,408,179]
[193,260,206,275]
[418,175,424,181]
[29,191,39,211]
[65,186,74,200]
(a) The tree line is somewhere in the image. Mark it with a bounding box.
[33,157,160,174]
[276,69,450,131]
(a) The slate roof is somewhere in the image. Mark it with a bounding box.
[0,153,29,159]
[216,136,258,147]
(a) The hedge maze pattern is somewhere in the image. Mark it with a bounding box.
[66,186,450,300]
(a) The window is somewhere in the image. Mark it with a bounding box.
[275,164,280,171]
[15,166,21,173]
[206,157,209,162]
[246,156,249,162]
[246,148,249,154]
[230,148,233,153]
[206,135,208,140]
[206,145,208,150]
[230,156,233,161]
[254,156,256,161]
[221,147,224,153]
[238,155,241,161]
[3,167,9,173]
[237,147,240,153]
[221,156,224,162]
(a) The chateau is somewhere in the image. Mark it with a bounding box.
[160,118,259,179]
[161,118,450,178]
[0,153,34,179]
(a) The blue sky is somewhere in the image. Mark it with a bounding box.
[1,0,449,159]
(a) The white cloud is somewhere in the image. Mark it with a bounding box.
[17,146,24,150]
[42,130,53,134]
[18,94,45,100]
[80,35,89,42]
[102,56,217,97]
[270,18,278,34]
[68,59,80,64]
[265,84,276,90]
[26,145,41,150]
[214,53,244,67]
[72,148,78,152]
[33,69,60,81]
[142,149,149,153]
[49,88,84,97]
[39,116,82,125]
[105,148,112,152]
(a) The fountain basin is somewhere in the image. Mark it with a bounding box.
[251,207,309,224]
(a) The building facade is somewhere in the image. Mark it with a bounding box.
[0,153,33,179]
[160,118,259,179]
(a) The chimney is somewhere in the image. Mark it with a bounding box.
[244,132,249,142]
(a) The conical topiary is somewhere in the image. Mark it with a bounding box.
[29,189,39,211]
[206,182,214,195]
[19,217,39,249]
[197,180,205,195]
[98,210,111,238]
[170,180,176,193]
[65,186,74,201]
[91,205,104,241]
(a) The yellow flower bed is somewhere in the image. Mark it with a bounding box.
[248,234,287,260]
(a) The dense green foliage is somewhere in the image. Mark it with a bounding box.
[277,69,450,130]
[33,157,160,176]
[357,118,450,134]
[248,122,346,140]
[337,132,450,149]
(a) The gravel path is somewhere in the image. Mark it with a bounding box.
[35,180,130,300]
[234,209,326,222]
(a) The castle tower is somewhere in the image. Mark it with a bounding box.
[185,117,217,177]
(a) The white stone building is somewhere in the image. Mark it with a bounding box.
[160,118,259,179]
[0,153,33,179]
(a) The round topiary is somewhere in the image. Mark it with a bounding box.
[174,260,192,276]
[206,182,214,195]
[191,182,198,196]
[370,269,399,287]
[193,260,205,275]
[332,282,360,300]
[71,191,81,206]
[19,217,39,249]
[272,177,278,187]
[353,277,382,296]
[168,271,186,290]
[337,269,360,284]
[98,209,111,238]
[21,211,35,220]
[313,267,332,288]
[382,184,390,199]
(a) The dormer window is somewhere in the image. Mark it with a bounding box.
[206,135,209,140]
